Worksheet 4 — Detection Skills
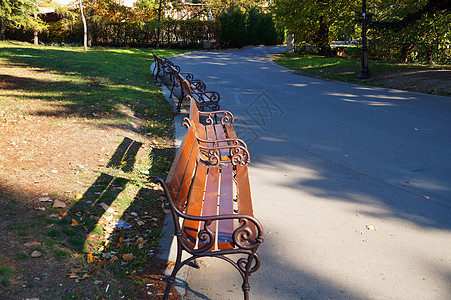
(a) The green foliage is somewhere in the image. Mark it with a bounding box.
[220,9,247,47]
[368,0,450,64]
[272,0,359,55]
[0,0,46,32]
[220,7,283,48]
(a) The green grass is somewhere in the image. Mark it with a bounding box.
[273,53,450,95]
[0,266,16,287]
[0,41,187,126]
[0,41,187,297]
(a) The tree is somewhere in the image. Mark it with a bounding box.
[369,0,450,30]
[367,0,450,63]
[79,0,88,50]
[0,0,46,40]
[272,0,359,55]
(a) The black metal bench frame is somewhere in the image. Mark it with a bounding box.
[172,66,220,112]
[152,52,180,86]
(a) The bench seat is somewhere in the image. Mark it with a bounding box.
[154,121,263,300]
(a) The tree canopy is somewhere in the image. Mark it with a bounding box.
[0,0,46,31]
[272,0,359,55]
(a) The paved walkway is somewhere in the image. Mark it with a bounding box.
[160,46,451,299]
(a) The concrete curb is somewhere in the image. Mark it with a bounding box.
[152,62,190,298]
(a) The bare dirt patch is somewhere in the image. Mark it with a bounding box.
[375,68,451,96]
[0,60,180,299]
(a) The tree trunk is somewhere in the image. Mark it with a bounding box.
[88,2,93,47]
[0,20,6,41]
[79,0,88,51]
[316,16,333,56]
[33,13,39,45]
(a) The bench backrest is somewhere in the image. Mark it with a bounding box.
[179,74,193,97]
[165,125,198,212]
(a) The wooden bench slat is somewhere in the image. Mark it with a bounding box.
[182,163,208,249]
[236,165,256,241]
[224,123,238,140]
[176,138,199,212]
[166,129,196,207]
[202,166,220,248]
[236,165,253,216]
[218,164,234,249]
[214,123,230,159]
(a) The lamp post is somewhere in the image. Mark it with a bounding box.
[358,0,371,79]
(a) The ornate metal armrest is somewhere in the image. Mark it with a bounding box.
[197,138,250,166]
[198,110,234,125]
[153,177,263,253]
[180,72,194,81]
[191,91,220,110]
[190,79,206,91]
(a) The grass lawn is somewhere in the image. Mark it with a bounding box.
[0,41,189,299]
[274,54,451,96]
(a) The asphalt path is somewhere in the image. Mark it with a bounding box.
[165,46,451,300]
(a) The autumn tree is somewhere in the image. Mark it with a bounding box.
[272,0,359,55]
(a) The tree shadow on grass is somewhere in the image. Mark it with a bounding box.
[58,137,179,297]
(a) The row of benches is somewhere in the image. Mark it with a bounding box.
[152,53,221,112]
[152,54,263,300]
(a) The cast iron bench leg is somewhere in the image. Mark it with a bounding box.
[163,237,184,300]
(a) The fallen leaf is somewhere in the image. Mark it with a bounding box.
[71,219,79,226]
[135,237,144,246]
[356,213,364,218]
[104,226,114,234]
[68,272,78,279]
[80,274,89,280]
[52,199,67,208]
[75,194,83,200]
[366,225,378,231]
[122,253,134,261]
[362,240,368,243]
[100,203,109,211]
[103,214,114,222]
[25,241,41,248]
[39,197,52,202]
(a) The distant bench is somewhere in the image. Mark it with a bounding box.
[151,52,179,87]
[154,99,263,300]
[170,65,220,112]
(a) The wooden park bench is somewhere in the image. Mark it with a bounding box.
[169,65,206,99]
[151,52,180,86]
[169,65,220,112]
[154,116,263,300]
[184,96,249,165]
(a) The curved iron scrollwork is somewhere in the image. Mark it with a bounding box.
[237,253,261,275]
[181,72,194,81]
[199,110,234,126]
[233,218,263,250]
[197,140,250,166]
[192,80,206,91]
